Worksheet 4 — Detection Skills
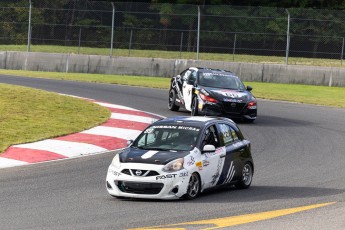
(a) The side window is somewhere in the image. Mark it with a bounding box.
[182,70,192,81]
[231,129,239,141]
[187,70,197,85]
[219,123,238,146]
[201,125,220,148]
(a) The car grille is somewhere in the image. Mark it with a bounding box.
[223,102,246,114]
[121,169,160,177]
[116,181,164,195]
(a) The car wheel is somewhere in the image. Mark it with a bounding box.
[168,89,180,111]
[184,172,201,200]
[235,162,253,189]
[191,97,198,116]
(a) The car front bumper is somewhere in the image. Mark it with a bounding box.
[106,163,191,200]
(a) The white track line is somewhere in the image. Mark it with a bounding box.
[81,126,142,140]
[15,140,107,158]
[111,113,158,124]
[0,158,28,168]
[95,102,139,111]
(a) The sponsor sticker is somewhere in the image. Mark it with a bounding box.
[156,174,177,180]
[144,128,154,133]
[179,171,188,177]
[187,156,195,166]
[147,125,200,132]
[203,160,210,167]
[108,169,121,176]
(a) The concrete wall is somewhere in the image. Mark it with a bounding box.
[1,51,344,86]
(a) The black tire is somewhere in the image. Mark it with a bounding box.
[168,88,180,111]
[235,162,253,189]
[191,97,198,116]
[184,172,201,200]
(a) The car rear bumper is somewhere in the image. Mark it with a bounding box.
[200,103,257,120]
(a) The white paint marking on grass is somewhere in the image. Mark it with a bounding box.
[15,140,107,158]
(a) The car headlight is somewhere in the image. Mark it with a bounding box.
[162,158,184,172]
[111,154,121,169]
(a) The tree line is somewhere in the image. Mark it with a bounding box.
[1,0,344,59]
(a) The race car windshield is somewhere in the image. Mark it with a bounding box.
[198,72,245,90]
[133,126,200,151]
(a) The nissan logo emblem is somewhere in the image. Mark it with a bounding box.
[135,170,142,176]
[231,103,236,107]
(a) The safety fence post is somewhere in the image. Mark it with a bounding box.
[285,9,290,65]
[196,5,200,60]
[110,2,115,57]
[180,32,184,59]
[232,33,237,62]
[27,0,32,52]
[341,38,344,66]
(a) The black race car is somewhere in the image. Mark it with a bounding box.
[168,67,257,122]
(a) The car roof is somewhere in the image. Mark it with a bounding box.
[152,116,235,128]
[192,67,234,74]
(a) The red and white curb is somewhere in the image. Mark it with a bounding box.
[0,98,163,169]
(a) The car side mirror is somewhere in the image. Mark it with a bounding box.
[247,85,253,91]
[202,144,216,153]
[127,140,133,146]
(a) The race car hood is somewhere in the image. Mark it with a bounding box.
[119,147,190,165]
[202,87,252,102]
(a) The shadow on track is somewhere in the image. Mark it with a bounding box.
[105,185,343,204]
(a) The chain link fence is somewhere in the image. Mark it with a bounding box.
[1,0,345,66]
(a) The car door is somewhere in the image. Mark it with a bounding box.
[215,123,246,185]
[198,124,225,190]
[182,69,197,111]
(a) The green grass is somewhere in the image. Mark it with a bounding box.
[1,69,345,109]
[0,83,110,153]
[246,82,345,108]
[2,44,345,67]
[0,69,168,89]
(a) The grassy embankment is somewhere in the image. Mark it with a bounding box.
[0,83,110,153]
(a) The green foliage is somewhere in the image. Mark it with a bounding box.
[1,1,345,58]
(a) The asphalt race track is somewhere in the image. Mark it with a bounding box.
[0,75,344,229]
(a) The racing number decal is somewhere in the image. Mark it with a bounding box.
[182,81,193,111]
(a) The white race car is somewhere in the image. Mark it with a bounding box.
[106,116,254,200]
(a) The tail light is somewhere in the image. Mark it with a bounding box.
[200,93,218,103]
[247,101,257,109]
